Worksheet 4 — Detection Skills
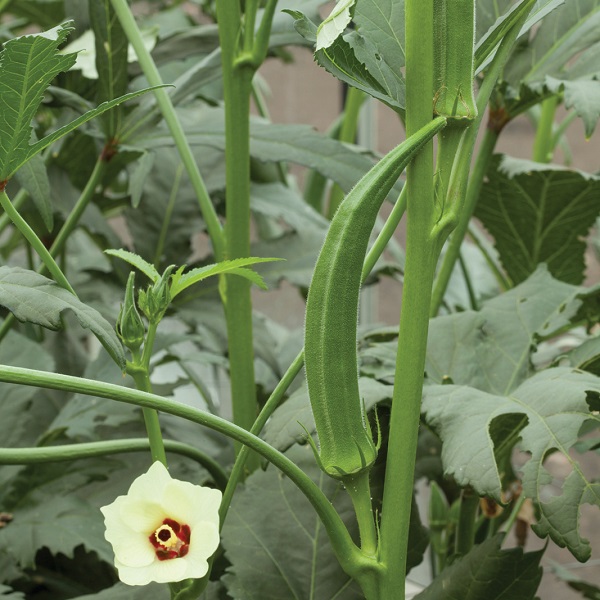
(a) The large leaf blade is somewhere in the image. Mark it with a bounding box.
[475,155,600,285]
[422,368,600,560]
[0,266,125,368]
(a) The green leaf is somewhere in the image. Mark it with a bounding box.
[72,583,169,600]
[263,377,392,452]
[544,76,600,138]
[364,266,588,394]
[422,367,600,560]
[475,155,600,285]
[0,22,77,181]
[14,151,53,231]
[170,258,281,299]
[89,0,128,137]
[221,444,364,600]
[551,563,600,600]
[0,459,115,567]
[127,151,155,208]
[134,107,403,197]
[556,335,600,375]
[0,584,25,599]
[414,535,543,600]
[105,248,160,282]
[0,266,125,369]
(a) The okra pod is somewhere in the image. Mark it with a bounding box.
[304,117,446,479]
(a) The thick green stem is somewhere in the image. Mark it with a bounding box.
[378,2,436,597]
[430,4,536,314]
[0,190,75,294]
[0,363,365,577]
[327,87,366,219]
[110,0,225,261]
[0,438,228,490]
[532,95,559,163]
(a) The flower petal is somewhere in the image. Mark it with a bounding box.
[119,499,165,533]
[187,521,220,564]
[161,480,222,526]
[117,556,189,585]
[127,461,172,500]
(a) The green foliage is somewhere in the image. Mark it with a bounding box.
[476,156,600,285]
[0,267,125,369]
[422,367,600,561]
[415,535,544,600]
[221,444,364,599]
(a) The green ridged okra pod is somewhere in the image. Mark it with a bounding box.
[304,117,446,480]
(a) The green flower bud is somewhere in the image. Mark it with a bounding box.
[117,272,145,351]
[138,265,175,324]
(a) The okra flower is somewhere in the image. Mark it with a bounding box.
[100,461,221,585]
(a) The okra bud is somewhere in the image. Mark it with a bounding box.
[304,117,446,480]
[138,265,175,324]
[433,0,477,122]
[116,272,145,352]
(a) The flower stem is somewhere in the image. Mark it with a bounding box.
[110,0,225,260]
[0,438,228,490]
[345,471,378,558]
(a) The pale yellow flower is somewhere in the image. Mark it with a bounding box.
[101,461,221,585]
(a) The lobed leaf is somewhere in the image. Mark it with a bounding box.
[475,155,600,285]
[0,266,125,369]
[105,248,160,282]
[415,535,544,600]
[316,0,355,51]
[422,368,600,560]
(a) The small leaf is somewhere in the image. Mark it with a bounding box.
[0,22,77,180]
[105,248,160,282]
[414,535,543,600]
[127,151,155,208]
[0,266,125,369]
[170,257,281,299]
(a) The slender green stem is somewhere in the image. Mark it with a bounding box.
[467,224,511,290]
[128,322,167,466]
[110,0,225,261]
[0,190,75,294]
[379,2,436,598]
[532,95,559,163]
[0,363,365,576]
[454,488,479,557]
[0,187,27,236]
[153,163,184,268]
[551,109,578,149]
[327,87,366,219]
[430,5,535,315]
[458,250,478,310]
[0,438,228,490]
[345,472,378,558]
[45,156,106,272]
[502,493,527,540]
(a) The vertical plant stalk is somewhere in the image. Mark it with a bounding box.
[429,5,536,314]
[217,0,276,470]
[378,1,436,597]
[532,95,559,163]
[454,487,479,557]
[110,0,225,261]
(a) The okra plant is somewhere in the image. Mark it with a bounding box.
[0,0,598,599]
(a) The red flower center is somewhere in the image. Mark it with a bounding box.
[149,518,191,561]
